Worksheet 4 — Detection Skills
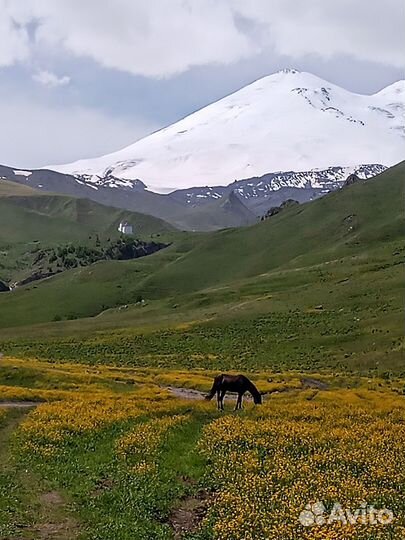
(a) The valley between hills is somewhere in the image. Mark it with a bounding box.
[0,4,404,536]
[0,162,403,377]
[0,161,404,540]
[0,75,404,540]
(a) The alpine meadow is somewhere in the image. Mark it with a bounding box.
[0,3,404,540]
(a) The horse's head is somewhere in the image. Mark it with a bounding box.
[254,393,263,405]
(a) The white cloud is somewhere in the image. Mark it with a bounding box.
[2,0,402,78]
[33,70,70,87]
[0,94,157,168]
[5,0,255,77]
[0,0,30,66]
[233,0,405,69]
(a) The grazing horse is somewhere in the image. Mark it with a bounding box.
[205,374,262,410]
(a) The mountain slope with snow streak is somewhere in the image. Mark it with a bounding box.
[49,70,404,193]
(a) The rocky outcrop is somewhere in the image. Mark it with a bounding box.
[343,173,362,187]
[263,199,299,219]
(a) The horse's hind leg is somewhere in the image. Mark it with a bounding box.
[216,390,221,410]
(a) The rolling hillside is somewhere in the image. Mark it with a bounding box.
[0,162,402,329]
[0,180,176,284]
[1,165,257,231]
[0,180,174,243]
[135,161,405,297]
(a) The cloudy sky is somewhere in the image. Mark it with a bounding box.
[1,0,403,168]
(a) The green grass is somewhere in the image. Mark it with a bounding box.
[0,162,403,327]
[136,162,404,298]
[0,179,40,196]
[0,408,80,539]
[0,163,403,377]
[1,164,403,539]
[1,238,403,376]
[0,183,177,284]
[0,235,200,327]
[12,410,213,540]
[0,194,174,245]
[3,378,404,539]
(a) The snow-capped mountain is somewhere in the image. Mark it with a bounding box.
[48,69,404,193]
[5,70,402,231]
[171,164,387,209]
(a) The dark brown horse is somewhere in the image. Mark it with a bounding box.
[205,374,262,410]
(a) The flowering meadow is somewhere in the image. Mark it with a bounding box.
[0,356,404,539]
[116,414,189,463]
[198,391,405,540]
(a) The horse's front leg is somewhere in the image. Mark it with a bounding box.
[216,390,221,410]
[234,393,242,411]
[220,390,226,411]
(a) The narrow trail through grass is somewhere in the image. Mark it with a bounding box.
[0,408,34,538]
[48,410,216,540]
[0,408,80,539]
[160,412,212,486]
[0,402,41,408]
[161,415,215,539]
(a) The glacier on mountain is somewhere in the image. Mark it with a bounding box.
[47,70,404,193]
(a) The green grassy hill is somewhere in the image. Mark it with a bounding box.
[0,179,40,196]
[0,163,403,378]
[0,181,174,244]
[0,162,402,335]
[0,180,176,283]
[137,161,405,297]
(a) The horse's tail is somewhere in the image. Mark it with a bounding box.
[247,380,262,404]
[205,375,223,400]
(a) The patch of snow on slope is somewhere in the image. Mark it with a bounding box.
[13,170,32,177]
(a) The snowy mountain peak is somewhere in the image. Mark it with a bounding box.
[374,79,404,98]
[47,70,404,193]
[279,68,300,74]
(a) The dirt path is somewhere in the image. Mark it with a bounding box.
[29,490,80,540]
[0,376,329,409]
[168,491,211,539]
[0,408,35,538]
[300,377,329,390]
[164,385,257,401]
[164,377,329,402]
[0,408,26,462]
[0,401,41,408]
[0,408,80,540]
[164,386,207,400]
